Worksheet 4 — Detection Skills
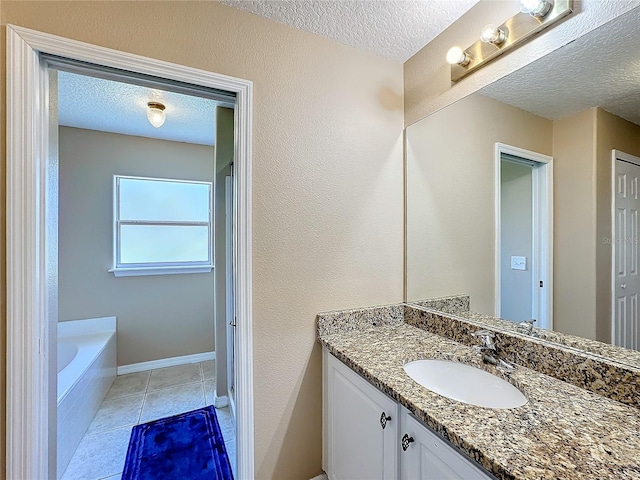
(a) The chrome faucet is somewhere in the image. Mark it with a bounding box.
[516,318,538,336]
[471,330,515,373]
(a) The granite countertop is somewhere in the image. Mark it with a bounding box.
[462,310,640,370]
[410,295,640,370]
[318,320,640,480]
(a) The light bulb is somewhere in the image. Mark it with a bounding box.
[446,46,471,66]
[480,24,507,45]
[520,0,553,17]
[147,102,166,128]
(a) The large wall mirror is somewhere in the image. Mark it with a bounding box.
[406,6,640,363]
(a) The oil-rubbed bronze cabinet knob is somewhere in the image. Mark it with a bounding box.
[379,412,391,429]
[401,433,415,451]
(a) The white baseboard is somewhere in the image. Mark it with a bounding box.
[310,475,328,480]
[213,389,229,408]
[117,351,215,375]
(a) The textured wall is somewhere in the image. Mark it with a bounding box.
[552,108,598,339]
[0,2,404,478]
[58,127,215,366]
[405,93,552,315]
[404,0,640,127]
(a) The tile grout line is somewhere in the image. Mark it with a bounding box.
[146,379,203,392]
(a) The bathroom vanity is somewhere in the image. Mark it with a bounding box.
[317,301,640,480]
[324,349,494,479]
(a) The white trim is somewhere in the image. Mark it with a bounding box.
[6,26,51,480]
[58,317,117,337]
[310,475,329,480]
[117,351,216,375]
[109,265,213,277]
[213,390,230,408]
[494,143,553,330]
[6,24,254,480]
[611,150,640,346]
[112,175,214,271]
[228,387,237,419]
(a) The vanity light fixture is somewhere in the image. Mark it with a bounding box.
[480,24,508,46]
[146,101,166,128]
[447,0,572,83]
[446,46,472,66]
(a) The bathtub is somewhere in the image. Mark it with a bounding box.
[57,317,117,479]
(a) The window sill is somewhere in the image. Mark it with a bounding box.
[109,265,213,277]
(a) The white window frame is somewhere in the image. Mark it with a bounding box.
[110,175,214,277]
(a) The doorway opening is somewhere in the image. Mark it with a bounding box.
[494,143,553,330]
[6,25,254,480]
[52,65,238,478]
[611,149,640,351]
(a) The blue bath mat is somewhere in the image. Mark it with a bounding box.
[122,405,233,480]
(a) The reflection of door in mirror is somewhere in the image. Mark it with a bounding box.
[613,150,640,351]
[497,146,553,330]
[500,158,533,323]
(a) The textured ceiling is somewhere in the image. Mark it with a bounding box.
[218,0,480,62]
[481,6,640,126]
[58,71,221,146]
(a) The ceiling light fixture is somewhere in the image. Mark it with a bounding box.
[446,47,472,66]
[446,0,572,83]
[520,0,554,18]
[146,101,166,128]
[480,24,508,46]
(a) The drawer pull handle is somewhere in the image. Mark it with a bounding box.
[401,433,415,451]
[379,412,391,429]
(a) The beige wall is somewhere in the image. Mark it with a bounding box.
[58,127,215,366]
[595,109,640,342]
[405,93,552,314]
[404,0,640,126]
[1,2,404,478]
[552,109,598,339]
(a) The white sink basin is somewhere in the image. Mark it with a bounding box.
[403,359,527,409]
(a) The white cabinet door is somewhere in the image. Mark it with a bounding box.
[324,349,399,480]
[400,408,493,480]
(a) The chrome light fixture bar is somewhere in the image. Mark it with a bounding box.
[449,0,572,83]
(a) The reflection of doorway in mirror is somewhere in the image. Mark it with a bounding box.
[612,150,640,351]
[500,160,533,322]
[495,143,553,330]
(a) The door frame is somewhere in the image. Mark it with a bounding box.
[225,174,235,417]
[611,149,640,347]
[494,143,553,329]
[6,25,255,479]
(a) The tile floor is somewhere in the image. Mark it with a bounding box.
[61,360,236,480]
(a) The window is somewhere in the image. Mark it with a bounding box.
[111,175,213,276]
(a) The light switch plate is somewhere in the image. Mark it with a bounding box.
[511,256,527,270]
